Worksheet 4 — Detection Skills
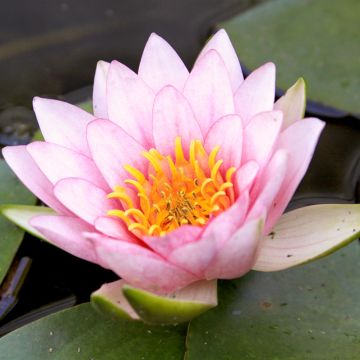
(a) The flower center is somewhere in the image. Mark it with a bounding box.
[107,137,236,237]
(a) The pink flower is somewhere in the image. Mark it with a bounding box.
[2,30,324,295]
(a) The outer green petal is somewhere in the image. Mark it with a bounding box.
[91,279,140,321]
[0,204,55,241]
[92,279,218,325]
[274,77,306,129]
[253,204,360,271]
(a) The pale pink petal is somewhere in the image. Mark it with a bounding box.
[202,191,250,247]
[247,150,288,230]
[204,218,263,279]
[2,146,69,214]
[265,118,325,231]
[242,110,283,170]
[234,62,276,125]
[197,29,243,91]
[153,86,203,157]
[33,97,95,156]
[54,178,118,225]
[107,61,154,147]
[27,142,108,190]
[143,225,202,258]
[234,160,259,196]
[167,233,217,277]
[93,60,110,118]
[138,33,189,92]
[87,119,147,189]
[204,114,243,169]
[94,216,140,244]
[184,49,234,135]
[30,215,100,264]
[166,192,249,277]
[89,234,198,294]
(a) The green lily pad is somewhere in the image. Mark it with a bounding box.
[221,0,360,115]
[0,161,35,285]
[186,241,360,359]
[0,303,187,360]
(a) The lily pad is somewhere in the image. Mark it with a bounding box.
[0,303,187,360]
[186,241,360,359]
[221,0,360,116]
[0,161,35,285]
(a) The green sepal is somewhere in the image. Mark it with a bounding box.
[0,204,55,241]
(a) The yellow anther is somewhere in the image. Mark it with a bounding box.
[226,167,236,183]
[200,178,214,198]
[107,137,236,237]
[208,146,220,169]
[142,151,163,173]
[211,159,223,183]
[219,182,234,192]
[124,165,146,183]
[175,137,186,164]
[194,140,206,157]
[124,179,146,194]
[124,208,149,226]
[107,210,131,225]
[149,224,162,236]
[107,191,134,209]
[210,191,226,206]
[128,222,147,234]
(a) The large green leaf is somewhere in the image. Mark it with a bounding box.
[0,303,186,360]
[0,161,35,285]
[221,0,360,115]
[186,241,360,359]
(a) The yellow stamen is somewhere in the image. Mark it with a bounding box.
[107,137,236,238]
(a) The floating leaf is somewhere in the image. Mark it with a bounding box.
[221,0,360,115]
[186,242,360,359]
[0,303,186,360]
[0,161,35,285]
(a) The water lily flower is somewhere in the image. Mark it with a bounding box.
[2,29,360,324]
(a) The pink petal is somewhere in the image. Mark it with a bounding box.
[93,60,110,118]
[143,225,202,258]
[166,192,249,277]
[138,33,189,92]
[242,110,283,170]
[27,142,108,190]
[30,215,100,264]
[204,218,263,279]
[197,29,243,91]
[234,62,276,125]
[247,150,288,230]
[204,114,243,169]
[234,160,259,196]
[33,97,95,156]
[2,146,69,214]
[87,119,147,189]
[184,49,234,135]
[265,118,325,231]
[89,234,198,294]
[107,61,154,147]
[202,191,250,247]
[94,216,140,244]
[152,86,203,157]
[167,232,217,277]
[54,178,118,225]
